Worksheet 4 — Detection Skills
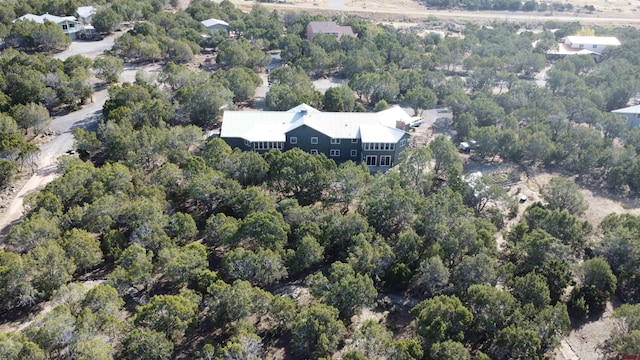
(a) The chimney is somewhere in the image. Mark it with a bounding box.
[396,120,407,131]
[300,109,307,115]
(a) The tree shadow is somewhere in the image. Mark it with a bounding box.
[569,296,623,331]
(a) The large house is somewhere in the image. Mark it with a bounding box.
[548,35,621,60]
[220,104,416,170]
[306,21,356,41]
[612,104,640,128]
[15,13,83,39]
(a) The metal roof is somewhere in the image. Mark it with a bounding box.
[220,104,410,142]
[307,21,355,39]
[360,124,406,143]
[565,36,621,46]
[612,104,640,114]
[201,18,229,28]
[16,13,78,24]
[76,6,97,18]
[287,103,320,113]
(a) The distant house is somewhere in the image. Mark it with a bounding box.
[76,6,97,25]
[564,36,621,53]
[220,104,414,170]
[15,13,83,39]
[548,35,621,60]
[201,18,229,32]
[612,104,640,128]
[306,21,356,41]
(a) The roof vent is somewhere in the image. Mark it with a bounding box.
[300,109,307,114]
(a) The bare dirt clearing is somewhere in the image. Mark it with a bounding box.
[225,0,640,25]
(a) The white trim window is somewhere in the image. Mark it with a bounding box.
[310,149,318,155]
[366,155,377,166]
[331,138,341,144]
[244,139,251,146]
[330,149,340,157]
[290,137,297,144]
[253,142,283,150]
[311,137,318,144]
[380,155,392,166]
[351,139,358,143]
[350,149,357,157]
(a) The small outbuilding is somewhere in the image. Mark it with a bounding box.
[201,18,229,32]
[612,104,640,128]
[76,6,97,25]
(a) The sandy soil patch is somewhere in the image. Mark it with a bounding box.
[556,299,620,360]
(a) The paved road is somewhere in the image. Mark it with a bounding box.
[52,36,116,61]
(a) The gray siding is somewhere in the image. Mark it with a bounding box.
[223,127,410,170]
[224,137,250,150]
[616,113,640,128]
[393,133,411,164]
[286,125,359,163]
[361,134,410,168]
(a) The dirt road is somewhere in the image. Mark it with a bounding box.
[0,35,147,239]
[225,0,640,25]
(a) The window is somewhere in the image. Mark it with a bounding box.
[290,137,297,144]
[244,139,251,146]
[311,137,318,144]
[331,138,341,144]
[366,155,377,166]
[62,24,68,30]
[69,23,75,28]
[253,142,283,150]
[351,139,358,143]
[579,44,584,48]
[593,44,598,48]
[363,143,370,150]
[310,149,318,155]
[350,150,357,157]
[330,149,340,157]
[380,156,392,166]
[636,113,640,119]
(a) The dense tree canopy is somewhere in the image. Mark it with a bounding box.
[1,1,640,358]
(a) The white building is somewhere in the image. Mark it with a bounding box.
[548,35,621,61]
[15,13,83,39]
[563,36,621,55]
